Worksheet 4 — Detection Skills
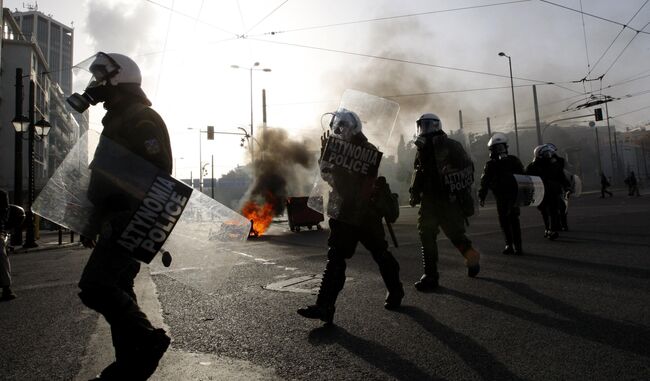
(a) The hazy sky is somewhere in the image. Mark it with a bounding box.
[5,0,650,178]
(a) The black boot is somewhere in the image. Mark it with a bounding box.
[414,247,439,292]
[414,274,439,292]
[512,215,523,255]
[297,304,336,324]
[297,249,345,324]
[502,245,515,255]
[373,250,404,310]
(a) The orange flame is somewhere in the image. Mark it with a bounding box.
[242,199,275,236]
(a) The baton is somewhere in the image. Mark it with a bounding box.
[385,219,399,248]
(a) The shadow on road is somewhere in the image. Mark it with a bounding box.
[516,253,650,280]
[308,324,441,381]
[398,306,525,381]
[444,278,650,358]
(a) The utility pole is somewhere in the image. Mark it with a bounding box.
[642,141,649,179]
[12,68,24,246]
[605,102,616,181]
[533,84,542,145]
[486,117,491,136]
[211,154,215,199]
[591,121,602,176]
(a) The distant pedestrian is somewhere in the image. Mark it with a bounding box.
[1,189,24,302]
[600,172,613,198]
[625,171,641,196]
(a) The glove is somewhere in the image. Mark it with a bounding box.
[320,131,330,159]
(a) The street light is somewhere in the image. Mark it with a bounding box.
[231,62,271,160]
[23,80,51,248]
[498,52,520,157]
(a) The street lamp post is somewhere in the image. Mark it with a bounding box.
[498,52,520,157]
[230,63,271,161]
[19,78,51,248]
[11,68,28,246]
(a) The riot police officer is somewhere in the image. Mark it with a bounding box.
[478,133,525,255]
[409,113,480,292]
[297,109,404,324]
[525,144,570,240]
[67,52,172,380]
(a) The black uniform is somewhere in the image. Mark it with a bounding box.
[411,131,479,287]
[525,156,569,237]
[299,132,403,323]
[600,173,613,198]
[78,96,173,380]
[478,154,525,254]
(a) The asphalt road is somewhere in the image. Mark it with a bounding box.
[1,191,649,380]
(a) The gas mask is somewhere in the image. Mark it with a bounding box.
[327,109,362,141]
[67,52,121,113]
[489,143,508,160]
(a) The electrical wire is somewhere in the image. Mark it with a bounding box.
[539,0,650,34]
[579,0,592,93]
[250,37,568,84]
[153,0,174,100]
[246,0,290,35]
[252,0,531,36]
[584,0,649,80]
[601,21,650,78]
[143,0,237,36]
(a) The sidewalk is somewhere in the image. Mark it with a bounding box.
[10,228,81,254]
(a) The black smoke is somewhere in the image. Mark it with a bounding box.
[242,127,317,215]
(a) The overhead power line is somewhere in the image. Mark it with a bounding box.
[143,0,237,36]
[583,0,649,80]
[251,37,570,85]
[246,0,290,34]
[253,0,531,36]
[539,0,650,35]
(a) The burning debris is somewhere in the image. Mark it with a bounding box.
[241,128,316,235]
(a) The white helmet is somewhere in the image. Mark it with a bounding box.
[487,132,508,159]
[67,52,150,112]
[90,53,143,86]
[416,113,442,136]
[534,144,553,160]
[330,108,362,140]
[487,132,508,148]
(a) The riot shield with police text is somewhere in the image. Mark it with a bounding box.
[33,130,250,265]
[308,90,399,225]
[513,174,545,207]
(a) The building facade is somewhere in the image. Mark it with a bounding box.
[0,7,80,205]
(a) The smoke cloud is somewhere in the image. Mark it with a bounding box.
[242,127,317,215]
[84,1,157,57]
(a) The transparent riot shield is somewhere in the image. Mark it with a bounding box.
[308,90,399,225]
[336,89,400,155]
[513,174,545,207]
[33,130,250,266]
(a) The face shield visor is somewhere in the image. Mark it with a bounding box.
[327,110,361,140]
[416,118,441,136]
[67,52,121,113]
[489,143,508,159]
